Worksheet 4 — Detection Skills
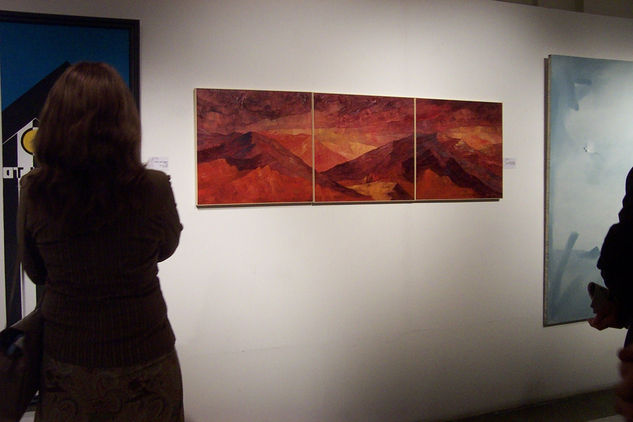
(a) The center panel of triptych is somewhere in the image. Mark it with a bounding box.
[313,93,415,203]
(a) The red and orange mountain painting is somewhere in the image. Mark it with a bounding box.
[416,99,502,200]
[314,93,415,202]
[196,89,503,206]
[196,89,313,205]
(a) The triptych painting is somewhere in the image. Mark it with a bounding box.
[196,89,502,206]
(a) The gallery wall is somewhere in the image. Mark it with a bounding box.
[1,0,633,421]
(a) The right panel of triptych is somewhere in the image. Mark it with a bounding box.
[415,99,503,200]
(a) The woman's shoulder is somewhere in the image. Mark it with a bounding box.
[18,169,44,200]
[140,169,173,192]
[135,169,176,209]
[19,168,40,188]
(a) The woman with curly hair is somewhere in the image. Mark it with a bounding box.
[18,62,184,422]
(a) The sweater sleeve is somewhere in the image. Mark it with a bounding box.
[154,172,183,262]
[597,167,633,307]
[620,168,633,225]
[17,179,47,284]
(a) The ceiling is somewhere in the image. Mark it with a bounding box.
[496,0,633,19]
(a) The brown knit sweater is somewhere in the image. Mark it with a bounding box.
[18,169,183,368]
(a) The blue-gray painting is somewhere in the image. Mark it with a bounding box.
[545,55,633,325]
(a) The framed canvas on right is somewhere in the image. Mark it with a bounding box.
[544,55,633,325]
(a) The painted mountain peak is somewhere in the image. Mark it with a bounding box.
[197,131,314,204]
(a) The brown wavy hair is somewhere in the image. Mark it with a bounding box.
[28,62,145,223]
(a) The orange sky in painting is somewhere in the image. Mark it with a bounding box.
[313,93,414,171]
[416,99,502,151]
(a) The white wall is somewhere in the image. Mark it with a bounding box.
[1,0,632,421]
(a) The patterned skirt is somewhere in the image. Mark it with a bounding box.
[34,350,184,422]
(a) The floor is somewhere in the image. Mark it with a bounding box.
[18,389,622,422]
[19,418,621,422]
[449,388,619,422]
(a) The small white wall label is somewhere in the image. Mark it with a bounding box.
[148,156,169,171]
[503,158,516,169]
